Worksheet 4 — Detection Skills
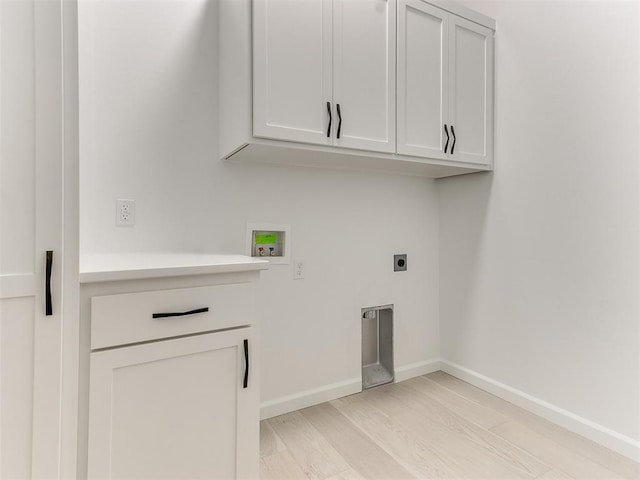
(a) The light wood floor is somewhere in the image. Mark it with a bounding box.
[260,372,639,480]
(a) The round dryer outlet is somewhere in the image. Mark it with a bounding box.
[394,254,407,272]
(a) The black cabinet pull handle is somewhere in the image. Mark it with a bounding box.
[451,125,456,154]
[444,124,449,154]
[45,251,53,316]
[336,103,342,139]
[243,339,249,388]
[152,307,209,319]
[326,101,332,138]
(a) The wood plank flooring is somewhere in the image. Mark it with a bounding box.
[260,372,640,480]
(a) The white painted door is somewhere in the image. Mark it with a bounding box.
[397,0,449,159]
[0,1,64,478]
[87,328,259,479]
[332,0,396,153]
[448,14,493,165]
[253,0,333,146]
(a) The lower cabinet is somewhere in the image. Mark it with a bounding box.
[87,327,258,479]
[80,271,263,480]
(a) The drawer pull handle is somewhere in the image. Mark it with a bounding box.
[243,339,249,388]
[152,307,209,319]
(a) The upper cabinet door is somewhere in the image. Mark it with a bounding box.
[253,0,333,145]
[332,0,396,153]
[448,15,494,165]
[397,0,449,159]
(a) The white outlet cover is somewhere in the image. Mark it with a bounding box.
[294,259,304,280]
[116,199,136,226]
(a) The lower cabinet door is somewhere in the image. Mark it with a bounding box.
[87,328,258,479]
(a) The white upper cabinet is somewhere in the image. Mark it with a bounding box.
[448,15,494,165]
[253,0,333,145]
[220,0,495,177]
[397,0,494,165]
[253,0,396,153]
[332,0,396,152]
[397,0,449,159]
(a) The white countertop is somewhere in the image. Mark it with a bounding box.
[80,253,269,283]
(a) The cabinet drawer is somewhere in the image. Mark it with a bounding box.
[91,283,254,349]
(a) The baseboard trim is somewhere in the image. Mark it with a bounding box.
[440,360,640,462]
[260,359,443,420]
[394,358,442,382]
[260,378,362,420]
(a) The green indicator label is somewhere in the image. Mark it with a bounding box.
[255,233,277,245]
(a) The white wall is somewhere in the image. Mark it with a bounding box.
[79,0,639,450]
[439,0,639,444]
[79,0,440,407]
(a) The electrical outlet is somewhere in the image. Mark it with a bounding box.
[116,199,136,226]
[293,259,304,280]
[394,254,407,272]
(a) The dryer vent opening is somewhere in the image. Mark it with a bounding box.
[361,305,394,390]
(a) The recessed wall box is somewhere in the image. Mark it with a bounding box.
[362,305,394,390]
[394,254,407,272]
[246,223,291,265]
